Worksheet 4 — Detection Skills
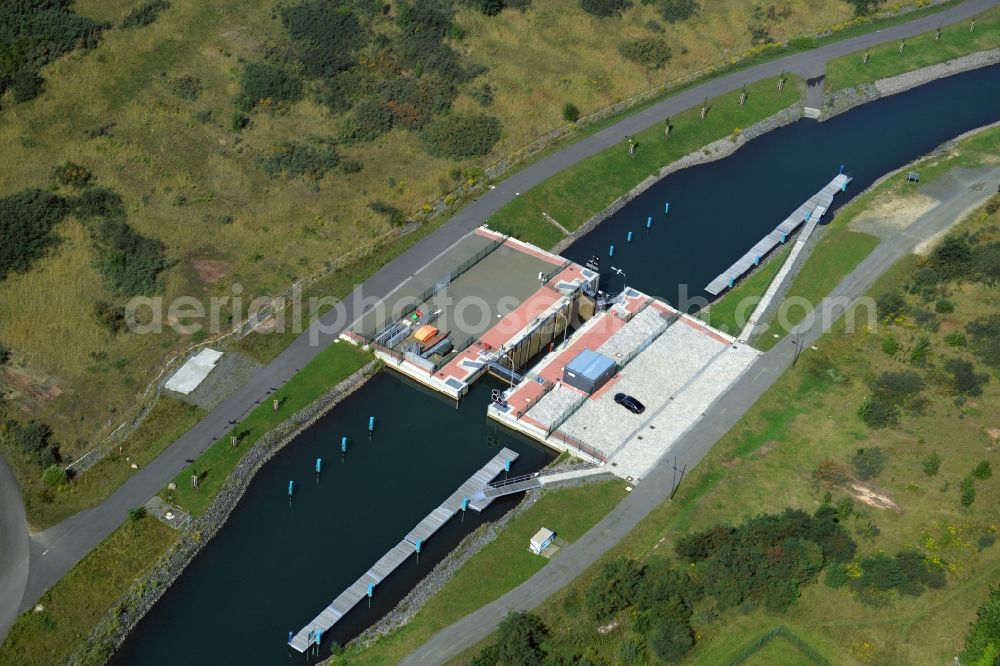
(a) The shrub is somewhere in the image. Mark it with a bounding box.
[128,507,147,521]
[90,219,168,296]
[931,234,973,280]
[340,101,394,142]
[472,0,504,15]
[73,187,126,221]
[943,358,989,397]
[813,459,850,486]
[368,201,407,226]
[0,343,10,365]
[847,0,884,16]
[120,0,171,29]
[922,451,942,477]
[934,298,954,313]
[42,465,67,488]
[562,102,580,122]
[580,0,631,17]
[0,3,104,103]
[470,83,493,107]
[230,112,249,132]
[645,18,665,32]
[851,447,887,480]
[871,371,923,404]
[168,75,202,101]
[972,240,1000,283]
[959,475,976,507]
[472,612,548,665]
[261,138,340,180]
[420,113,502,159]
[944,331,966,347]
[3,419,59,468]
[281,0,364,78]
[10,69,44,103]
[859,399,898,429]
[960,587,1000,664]
[657,0,697,22]
[0,189,70,282]
[909,334,931,365]
[648,619,694,662]
[876,290,909,321]
[237,62,303,112]
[586,558,644,620]
[51,161,94,188]
[825,562,849,588]
[972,460,991,480]
[881,333,899,356]
[966,314,1000,369]
[94,301,128,334]
[978,532,996,551]
[619,37,673,69]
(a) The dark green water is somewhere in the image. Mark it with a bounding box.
[115,64,1000,666]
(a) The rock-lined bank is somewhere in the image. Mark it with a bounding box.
[824,48,1000,118]
[69,359,380,666]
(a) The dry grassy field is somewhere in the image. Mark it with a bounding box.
[0,0,861,469]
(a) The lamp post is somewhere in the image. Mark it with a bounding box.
[609,265,627,294]
[502,350,515,391]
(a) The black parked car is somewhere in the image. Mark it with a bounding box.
[614,393,645,414]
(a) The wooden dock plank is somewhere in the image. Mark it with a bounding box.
[289,448,520,652]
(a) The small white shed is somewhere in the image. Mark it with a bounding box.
[529,527,556,555]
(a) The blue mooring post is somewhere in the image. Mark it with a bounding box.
[608,244,615,257]
[416,538,422,563]
[754,255,760,266]
[461,497,469,522]
[839,164,845,175]
[841,178,847,192]
[646,216,652,230]
[368,583,374,608]
[504,458,511,480]
[805,209,812,222]
[315,458,322,474]
[781,232,787,243]
[626,231,633,243]
[728,276,734,288]
[288,480,294,500]
[288,631,293,644]
[341,436,347,454]
[664,202,670,214]
[368,416,375,433]
[315,628,323,652]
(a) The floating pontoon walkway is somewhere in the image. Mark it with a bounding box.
[705,173,851,296]
[288,448,520,653]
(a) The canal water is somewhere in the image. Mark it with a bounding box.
[564,63,1000,307]
[115,64,1000,665]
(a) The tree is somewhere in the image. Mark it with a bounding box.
[657,0,697,23]
[960,475,976,508]
[943,358,989,397]
[931,234,973,279]
[128,506,147,522]
[492,612,548,665]
[562,102,580,123]
[960,587,1000,665]
[876,289,909,321]
[859,399,898,429]
[922,451,942,477]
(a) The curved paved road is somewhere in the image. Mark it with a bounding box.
[403,167,1000,665]
[2,0,996,641]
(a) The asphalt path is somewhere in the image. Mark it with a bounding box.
[0,458,28,636]
[1,0,996,640]
[402,167,1000,665]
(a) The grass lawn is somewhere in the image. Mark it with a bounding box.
[698,244,792,336]
[0,516,176,666]
[343,479,628,665]
[167,342,373,515]
[825,5,1000,91]
[11,398,205,530]
[487,77,801,248]
[466,184,1000,665]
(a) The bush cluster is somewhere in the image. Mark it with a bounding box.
[51,161,94,188]
[237,61,303,112]
[368,201,407,226]
[260,137,340,180]
[961,587,1000,664]
[119,0,171,29]
[851,446,888,480]
[0,189,70,282]
[966,314,1000,370]
[676,507,856,613]
[0,1,105,103]
[827,548,944,606]
[1,419,60,469]
[91,218,168,296]
[420,113,502,159]
[168,74,202,101]
[655,0,697,22]
[618,36,672,69]
[580,0,631,17]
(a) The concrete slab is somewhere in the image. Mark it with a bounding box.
[163,348,223,395]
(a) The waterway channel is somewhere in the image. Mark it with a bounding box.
[114,63,1000,665]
